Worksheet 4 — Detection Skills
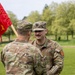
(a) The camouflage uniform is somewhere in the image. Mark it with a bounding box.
[32,21,64,75]
[0,21,43,75]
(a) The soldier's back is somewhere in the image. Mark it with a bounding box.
[1,41,41,75]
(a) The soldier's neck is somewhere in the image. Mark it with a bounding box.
[17,35,29,42]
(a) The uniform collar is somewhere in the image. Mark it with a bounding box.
[14,38,28,43]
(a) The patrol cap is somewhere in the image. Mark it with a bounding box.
[17,20,32,31]
[33,21,46,31]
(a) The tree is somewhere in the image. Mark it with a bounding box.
[55,1,75,40]
[22,16,27,20]
[26,11,41,23]
[69,19,75,38]
[42,4,53,34]
[51,18,66,40]
[4,11,18,41]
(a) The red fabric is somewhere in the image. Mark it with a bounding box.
[0,3,12,35]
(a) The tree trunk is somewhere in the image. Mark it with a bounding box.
[8,32,11,41]
[58,36,61,41]
[0,36,2,43]
[71,31,74,38]
[55,34,58,40]
[67,32,69,41]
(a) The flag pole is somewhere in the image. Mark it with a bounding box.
[11,24,18,37]
[0,35,2,43]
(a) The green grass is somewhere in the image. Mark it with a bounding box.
[57,40,75,46]
[60,48,75,75]
[46,35,75,46]
[0,42,75,75]
[0,62,5,75]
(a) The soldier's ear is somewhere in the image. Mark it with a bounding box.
[45,29,48,34]
[27,31,31,36]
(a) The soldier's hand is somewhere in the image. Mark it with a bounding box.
[47,70,53,75]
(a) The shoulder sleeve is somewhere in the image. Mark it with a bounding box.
[47,41,64,75]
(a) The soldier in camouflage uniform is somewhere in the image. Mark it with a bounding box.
[32,21,64,75]
[0,20,43,75]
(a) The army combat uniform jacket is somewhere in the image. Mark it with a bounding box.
[32,38,64,75]
[0,40,43,75]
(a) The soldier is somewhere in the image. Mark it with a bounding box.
[32,21,64,75]
[0,20,43,75]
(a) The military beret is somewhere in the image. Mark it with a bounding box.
[33,21,46,31]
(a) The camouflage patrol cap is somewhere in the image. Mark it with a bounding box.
[17,20,32,31]
[33,21,46,31]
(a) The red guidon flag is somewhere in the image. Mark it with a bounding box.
[0,3,12,36]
